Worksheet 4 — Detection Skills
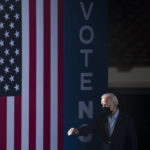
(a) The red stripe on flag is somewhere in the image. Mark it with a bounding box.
[0,97,7,150]
[14,96,21,150]
[44,0,50,150]
[29,0,37,150]
[58,0,64,149]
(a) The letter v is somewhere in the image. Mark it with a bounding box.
[80,2,94,20]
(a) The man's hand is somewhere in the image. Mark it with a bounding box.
[67,128,79,136]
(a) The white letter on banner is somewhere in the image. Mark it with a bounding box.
[78,124,93,143]
[80,2,94,20]
[79,101,93,119]
[79,25,94,44]
[81,73,93,91]
[80,49,93,67]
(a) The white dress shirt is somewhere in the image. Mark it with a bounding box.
[107,109,119,136]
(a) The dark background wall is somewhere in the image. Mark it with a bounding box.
[109,0,150,149]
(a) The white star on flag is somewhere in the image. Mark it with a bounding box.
[0,4,4,11]
[0,58,4,65]
[4,49,9,56]
[0,22,4,29]
[9,22,14,29]
[4,84,9,91]
[14,84,19,91]
[14,66,19,73]
[9,39,14,47]
[9,75,14,82]
[0,75,4,82]
[9,4,14,11]
[4,31,9,38]
[15,49,19,55]
[4,66,9,74]
[0,40,4,47]
[4,13,9,20]
[15,31,19,38]
[14,13,19,20]
[9,57,15,65]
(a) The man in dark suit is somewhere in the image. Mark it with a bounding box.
[67,93,138,150]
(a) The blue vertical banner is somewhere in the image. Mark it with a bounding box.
[64,0,108,150]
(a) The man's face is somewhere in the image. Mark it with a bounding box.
[101,97,116,113]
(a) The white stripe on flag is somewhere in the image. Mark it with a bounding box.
[7,97,14,150]
[22,0,29,150]
[36,0,44,149]
[51,0,58,150]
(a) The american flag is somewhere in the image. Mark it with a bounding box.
[0,0,64,150]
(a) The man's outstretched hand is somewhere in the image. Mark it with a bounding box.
[67,128,79,136]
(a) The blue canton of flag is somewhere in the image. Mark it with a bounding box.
[0,0,21,96]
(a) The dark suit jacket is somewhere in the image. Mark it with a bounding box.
[78,112,138,150]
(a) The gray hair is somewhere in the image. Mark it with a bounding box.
[101,93,119,106]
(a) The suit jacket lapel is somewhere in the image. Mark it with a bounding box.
[103,115,109,137]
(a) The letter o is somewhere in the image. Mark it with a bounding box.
[79,25,94,44]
